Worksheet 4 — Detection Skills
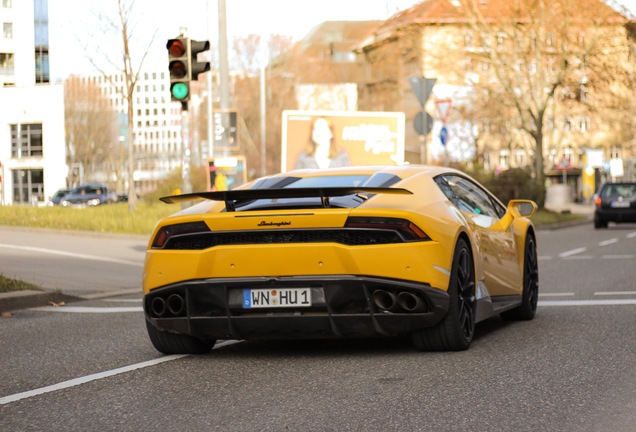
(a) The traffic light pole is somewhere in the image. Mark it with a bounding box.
[180,106,192,208]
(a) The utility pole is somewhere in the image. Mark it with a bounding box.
[260,33,267,176]
[218,0,231,157]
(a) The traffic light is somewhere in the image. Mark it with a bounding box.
[190,39,210,81]
[167,37,190,102]
[167,37,210,105]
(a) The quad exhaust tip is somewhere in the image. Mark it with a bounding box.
[150,294,186,317]
[373,289,427,313]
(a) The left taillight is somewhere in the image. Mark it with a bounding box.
[345,217,430,241]
[595,196,602,208]
[152,221,211,249]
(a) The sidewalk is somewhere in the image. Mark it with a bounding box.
[553,201,595,217]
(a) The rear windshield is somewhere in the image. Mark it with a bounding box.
[600,184,636,200]
[235,173,402,211]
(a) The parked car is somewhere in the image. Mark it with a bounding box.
[594,182,636,228]
[48,188,70,206]
[60,183,117,207]
[143,165,538,354]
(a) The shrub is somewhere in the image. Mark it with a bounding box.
[464,166,545,207]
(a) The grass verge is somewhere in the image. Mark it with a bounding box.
[0,202,176,235]
[0,274,42,293]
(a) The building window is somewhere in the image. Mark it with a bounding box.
[11,123,43,158]
[2,0,12,8]
[496,33,506,50]
[546,32,555,47]
[3,22,12,39]
[499,149,510,168]
[464,33,474,49]
[332,51,356,63]
[546,116,555,131]
[0,52,15,75]
[12,169,44,204]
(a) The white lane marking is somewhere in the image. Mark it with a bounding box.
[595,291,636,296]
[0,244,142,267]
[539,292,575,297]
[104,298,143,303]
[31,306,143,313]
[539,299,636,306]
[0,355,187,405]
[627,232,636,239]
[0,339,244,405]
[599,238,618,247]
[563,255,593,260]
[558,247,587,258]
[602,255,634,259]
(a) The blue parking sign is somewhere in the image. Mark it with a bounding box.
[440,126,449,146]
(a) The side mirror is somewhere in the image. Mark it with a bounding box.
[490,199,537,232]
[508,199,537,218]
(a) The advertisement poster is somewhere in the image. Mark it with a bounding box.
[281,110,405,172]
[206,156,247,191]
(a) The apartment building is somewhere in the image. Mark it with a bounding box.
[0,0,65,205]
[355,0,635,194]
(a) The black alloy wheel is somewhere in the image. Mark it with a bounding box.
[412,238,476,351]
[501,234,539,321]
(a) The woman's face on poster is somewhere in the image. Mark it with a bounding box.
[311,118,333,147]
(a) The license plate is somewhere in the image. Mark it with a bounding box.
[243,288,312,309]
[611,201,630,208]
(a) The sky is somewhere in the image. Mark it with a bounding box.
[48,0,636,83]
[47,0,422,82]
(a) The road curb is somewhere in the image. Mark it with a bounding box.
[536,216,593,231]
[0,290,81,314]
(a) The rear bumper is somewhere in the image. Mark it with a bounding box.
[595,208,636,223]
[144,275,450,340]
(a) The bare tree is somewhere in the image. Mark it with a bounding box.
[81,0,158,211]
[439,0,633,204]
[231,34,296,176]
[64,77,119,185]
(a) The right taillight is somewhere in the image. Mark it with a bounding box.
[345,217,430,241]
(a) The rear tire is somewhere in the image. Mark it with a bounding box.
[412,238,475,351]
[146,320,215,354]
[501,234,538,321]
[594,214,608,229]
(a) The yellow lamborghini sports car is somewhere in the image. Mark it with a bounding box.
[143,165,538,354]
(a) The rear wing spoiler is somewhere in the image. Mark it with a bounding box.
[160,187,412,211]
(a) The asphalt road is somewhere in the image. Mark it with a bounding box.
[0,226,148,296]
[1,222,636,431]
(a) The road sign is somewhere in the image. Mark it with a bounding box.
[409,77,436,107]
[414,111,434,135]
[435,98,453,124]
[440,126,449,146]
[439,126,449,146]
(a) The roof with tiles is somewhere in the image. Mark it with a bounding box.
[356,0,629,50]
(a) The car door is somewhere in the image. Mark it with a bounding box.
[436,175,520,296]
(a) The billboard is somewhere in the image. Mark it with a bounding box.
[212,110,238,150]
[281,110,405,172]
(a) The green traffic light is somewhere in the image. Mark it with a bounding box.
[171,83,189,100]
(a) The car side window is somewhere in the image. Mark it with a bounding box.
[437,175,500,218]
